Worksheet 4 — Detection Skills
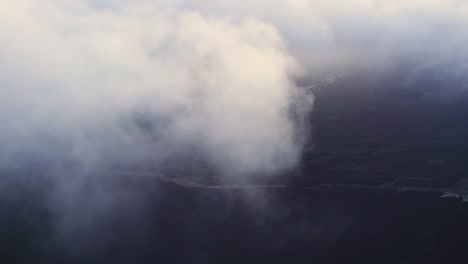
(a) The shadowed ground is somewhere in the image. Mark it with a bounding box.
[1,75,468,263]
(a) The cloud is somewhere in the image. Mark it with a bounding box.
[180,0,468,96]
[1,0,467,257]
[2,0,467,178]
[0,1,318,249]
[0,0,313,177]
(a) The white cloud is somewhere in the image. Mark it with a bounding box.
[0,0,312,177]
[180,0,468,86]
[1,0,467,177]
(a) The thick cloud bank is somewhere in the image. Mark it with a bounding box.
[0,1,313,177]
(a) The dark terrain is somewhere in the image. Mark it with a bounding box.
[1,75,468,263]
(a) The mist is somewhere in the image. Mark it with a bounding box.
[184,1,468,91]
[0,0,315,177]
[2,0,467,177]
[1,1,468,262]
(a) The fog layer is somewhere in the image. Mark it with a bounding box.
[0,1,313,178]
